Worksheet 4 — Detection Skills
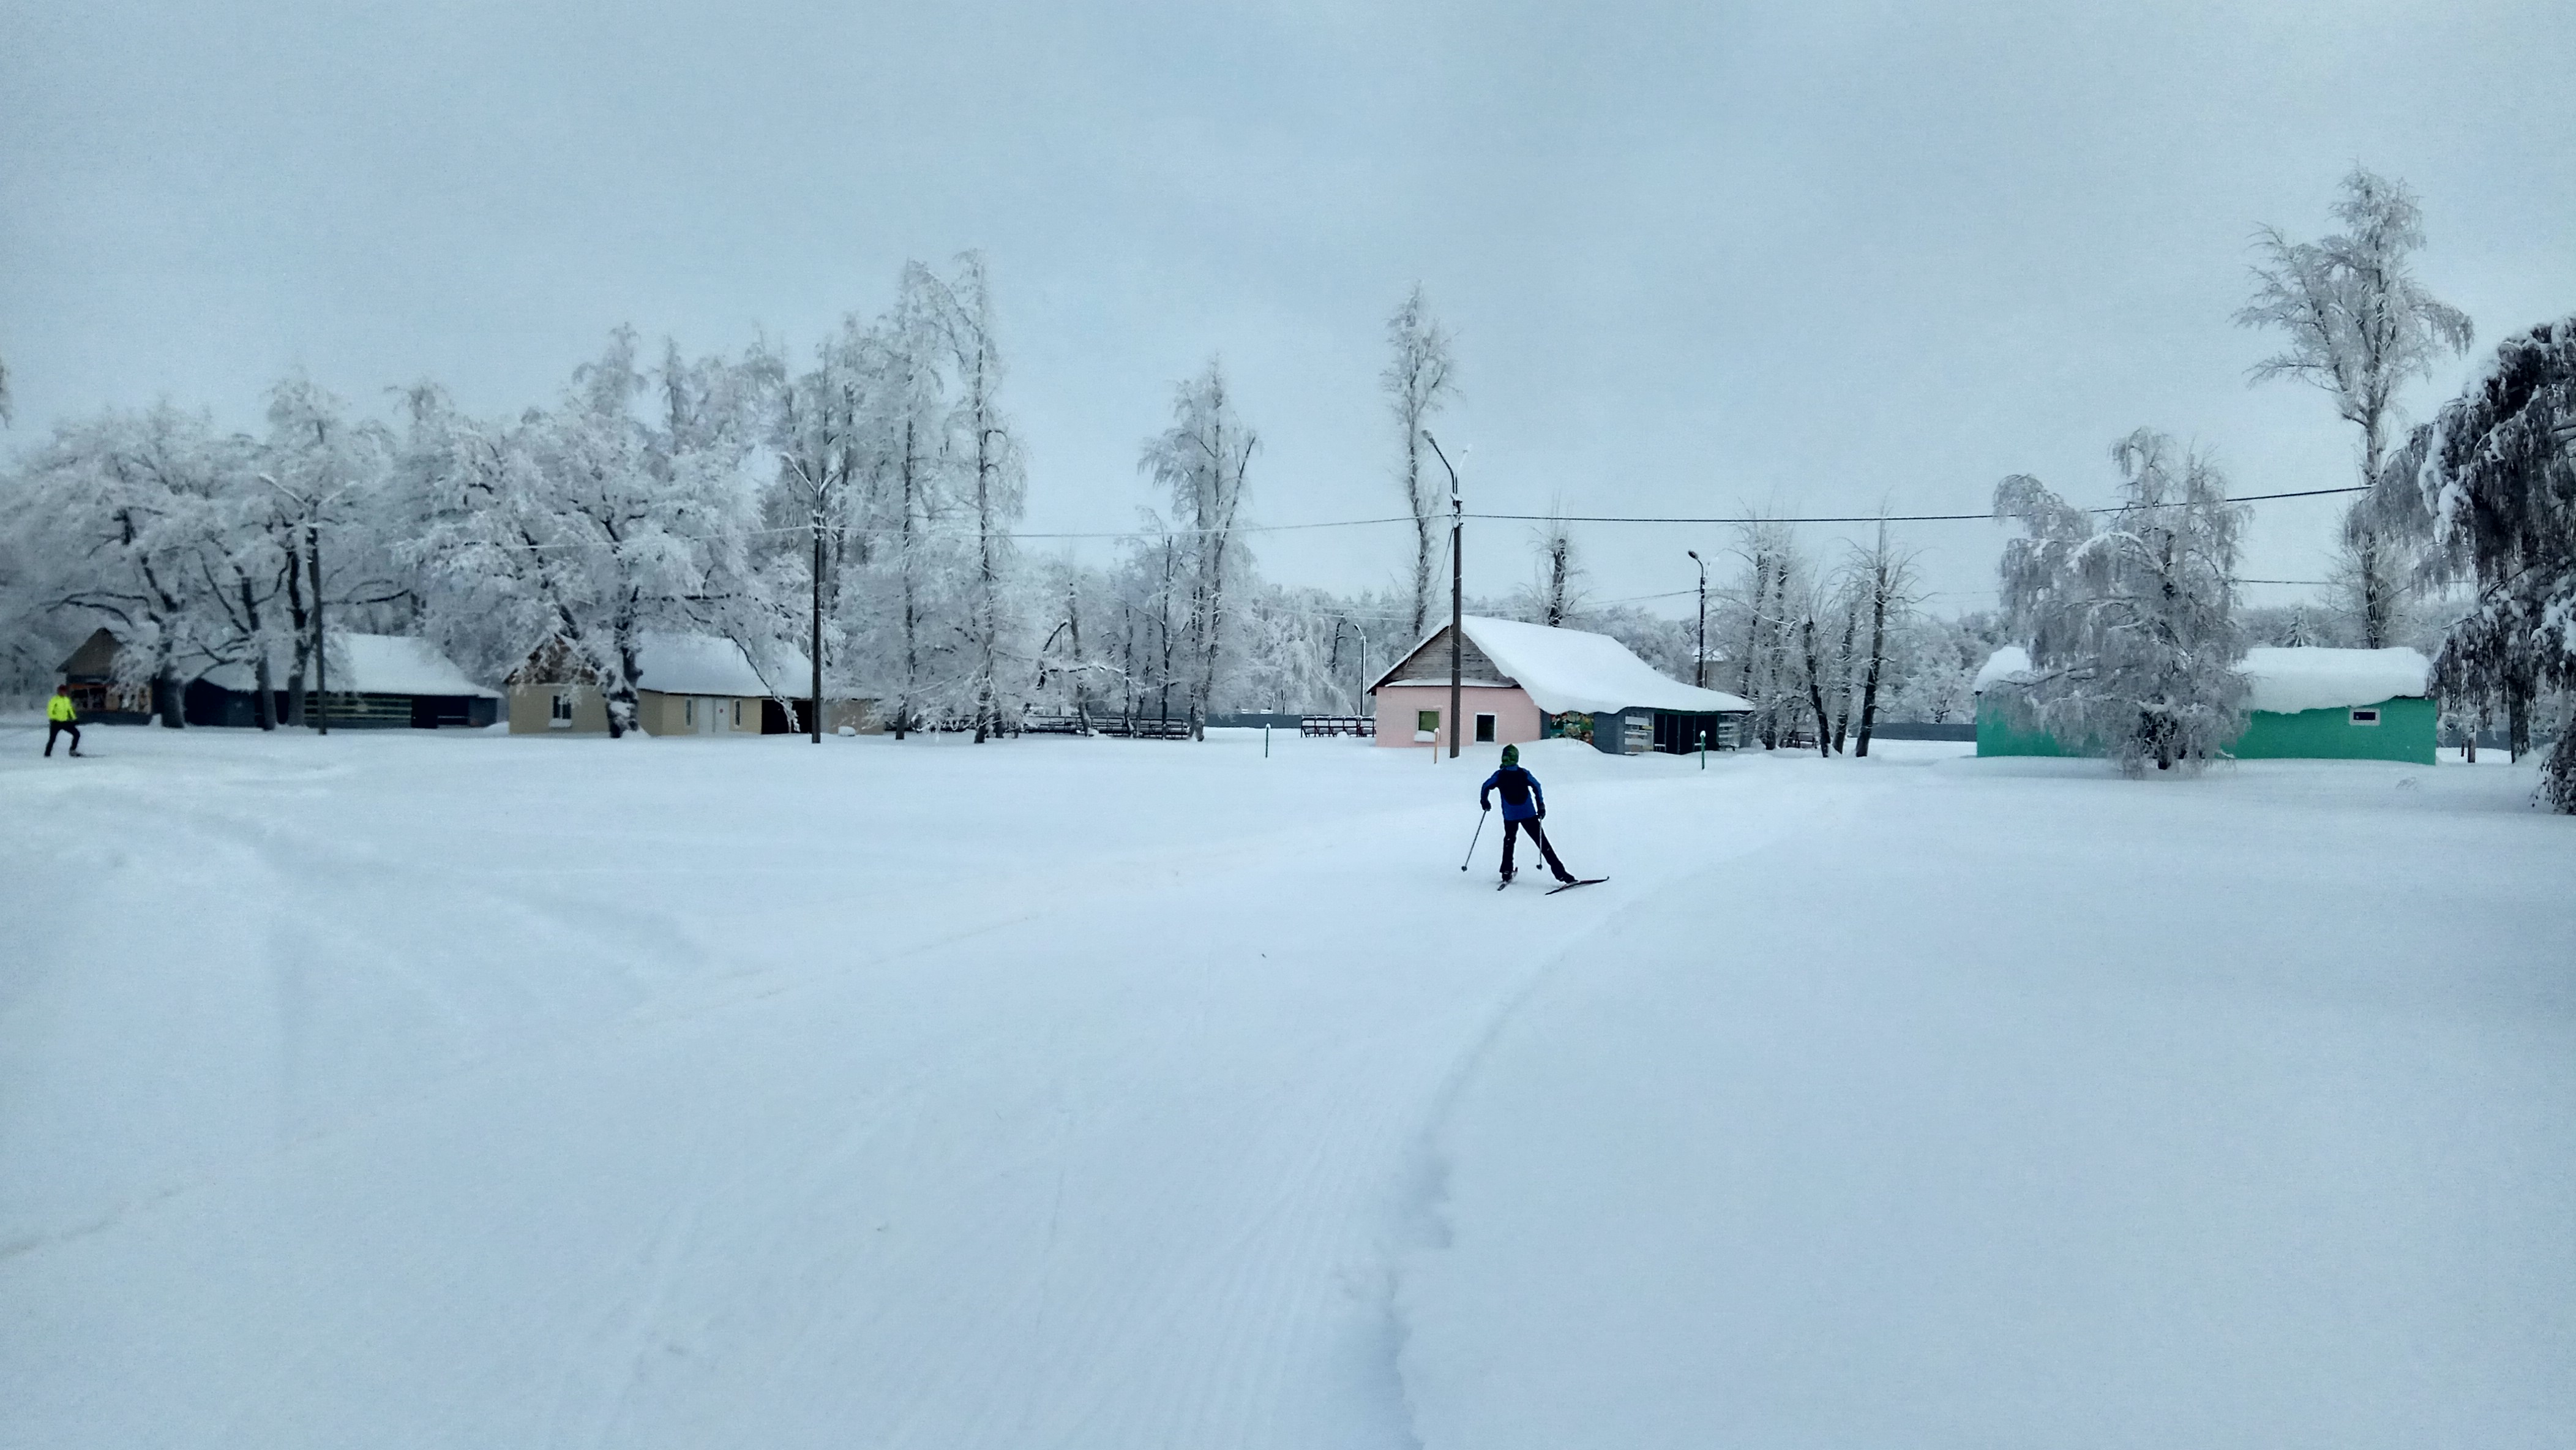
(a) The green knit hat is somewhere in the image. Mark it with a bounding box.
[1500,744,1519,765]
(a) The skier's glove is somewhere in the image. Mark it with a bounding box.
[1536,806,1546,819]
[1481,800,1491,811]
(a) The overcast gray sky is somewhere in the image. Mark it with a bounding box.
[6,1,2572,616]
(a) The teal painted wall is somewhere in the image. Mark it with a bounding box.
[2232,696,2436,764]
[1976,694,2436,764]
[1974,701,2075,756]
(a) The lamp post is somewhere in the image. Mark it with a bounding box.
[1424,431,1464,759]
[1687,549,1708,689]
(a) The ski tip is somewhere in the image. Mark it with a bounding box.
[1545,877,1609,894]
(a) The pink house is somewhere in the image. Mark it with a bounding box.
[1368,615,1753,755]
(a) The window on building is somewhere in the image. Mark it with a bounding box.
[2350,707,2381,725]
[549,693,573,728]
[1475,713,1497,743]
[1416,708,1440,742]
[733,700,743,727]
[684,698,695,726]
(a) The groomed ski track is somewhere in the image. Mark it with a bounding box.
[0,731,1831,1448]
[3,729,2568,1448]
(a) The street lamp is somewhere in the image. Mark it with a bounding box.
[1687,549,1708,689]
[1423,430,1464,759]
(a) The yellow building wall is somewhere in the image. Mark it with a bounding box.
[636,690,763,736]
[507,683,612,734]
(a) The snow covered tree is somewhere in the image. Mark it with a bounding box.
[1522,509,1584,627]
[257,375,402,727]
[1720,522,1816,748]
[2238,167,2473,647]
[1140,359,1256,740]
[1383,285,1456,639]
[1993,430,2251,773]
[1843,522,1922,756]
[930,253,1025,742]
[397,329,765,737]
[13,404,255,724]
[2384,317,2576,809]
[855,266,967,738]
[765,317,876,739]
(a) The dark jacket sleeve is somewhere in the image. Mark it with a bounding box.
[1529,773,1544,813]
[1479,770,1499,807]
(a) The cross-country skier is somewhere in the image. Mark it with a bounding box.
[1480,743,1575,886]
[44,684,83,757]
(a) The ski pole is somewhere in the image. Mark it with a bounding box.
[1461,809,1487,870]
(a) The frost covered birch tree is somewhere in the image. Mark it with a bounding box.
[931,253,1025,742]
[1142,359,1256,740]
[1994,430,2250,773]
[1383,285,1456,639]
[2238,168,2473,647]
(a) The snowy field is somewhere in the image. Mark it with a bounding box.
[2,725,2569,1448]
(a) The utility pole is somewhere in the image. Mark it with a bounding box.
[1426,431,1463,759]
[1688,549,1708,689]
[811,519,825,743]
[309,520,328,735]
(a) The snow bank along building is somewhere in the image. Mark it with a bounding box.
[57,626,500,728]
[1368,615,1755,755]
[1974,645,2437,764]
[507,632,869,737]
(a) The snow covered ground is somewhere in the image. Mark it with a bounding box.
[2,726,2567,1448]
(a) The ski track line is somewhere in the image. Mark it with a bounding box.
[1382,771,1882,1449]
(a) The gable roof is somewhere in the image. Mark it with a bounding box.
[1374,615,1753,715]
[634,633,776,698]
[511,632,789,697]
[199,634,501,698]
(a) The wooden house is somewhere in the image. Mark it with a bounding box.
[56,628,154,723]
[1368,615,1754,756]
[56,628,498,728]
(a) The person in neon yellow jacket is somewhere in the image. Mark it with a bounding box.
[45,684,83,757]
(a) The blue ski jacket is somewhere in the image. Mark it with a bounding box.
[1479,766,1544,822]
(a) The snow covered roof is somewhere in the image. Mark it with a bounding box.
[1382,615,1753,715]
[200,634,500,697]
[2241,647,2430,713]
[1972,645,2034,694]
[1972,645,2430,712]
[634,633,778,698]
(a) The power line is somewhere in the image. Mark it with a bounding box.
[1465,485,2370,527]
[344,486,2373,557]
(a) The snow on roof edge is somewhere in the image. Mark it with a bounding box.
[1975,645,2430,713]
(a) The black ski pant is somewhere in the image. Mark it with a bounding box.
[1501,816,1570,880]
[45,721,80,756]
